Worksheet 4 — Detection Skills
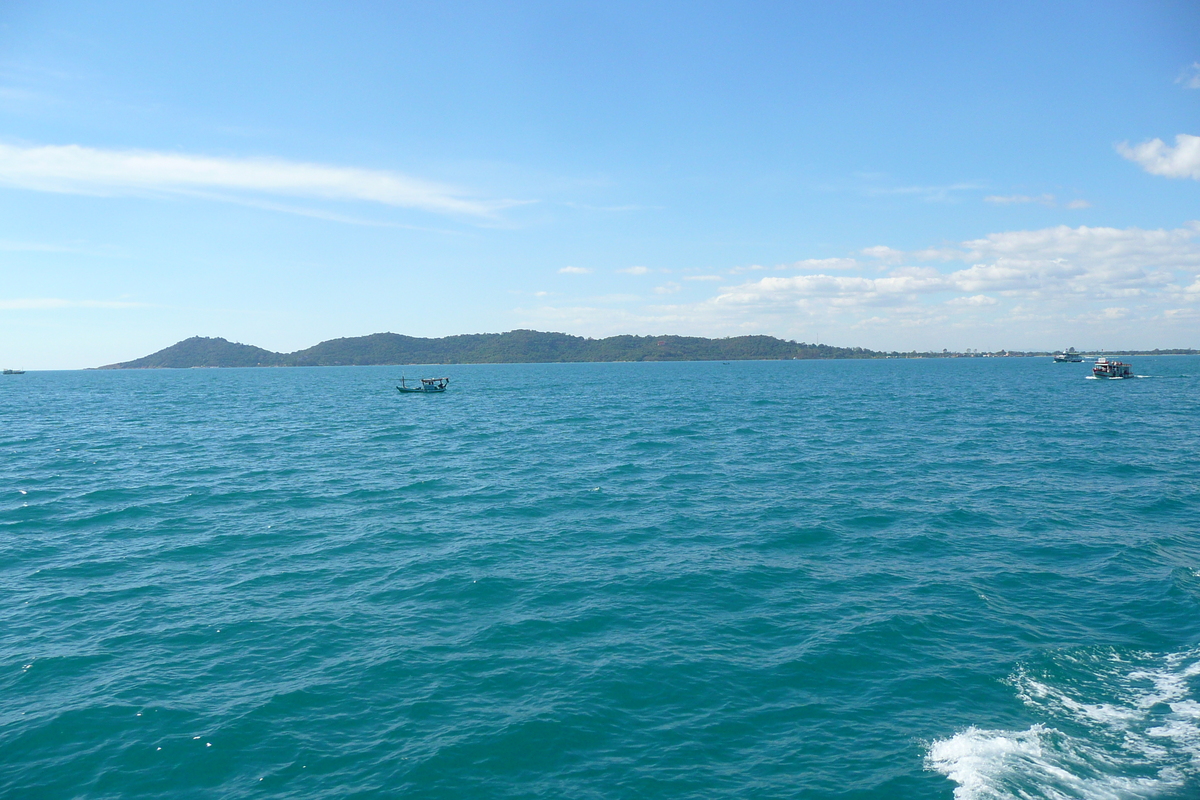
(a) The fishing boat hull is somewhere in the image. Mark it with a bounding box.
[396,376,450,393]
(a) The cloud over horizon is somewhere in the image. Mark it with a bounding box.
[518,223,1200,349]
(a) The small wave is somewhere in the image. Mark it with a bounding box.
[927,646,1200,799]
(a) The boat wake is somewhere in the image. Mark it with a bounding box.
[927,646,1200,799]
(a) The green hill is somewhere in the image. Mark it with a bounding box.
[97,330,881,368]
[100,336,290,368]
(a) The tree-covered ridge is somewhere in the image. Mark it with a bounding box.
[98,332,1198,368]
[97,331,881,368]
[102,337,290,368]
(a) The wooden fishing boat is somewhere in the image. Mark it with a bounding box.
[397,376,449,393]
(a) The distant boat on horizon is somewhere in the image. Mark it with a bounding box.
[3,369,25,375]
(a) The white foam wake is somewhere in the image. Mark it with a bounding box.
[927,647,1200,799]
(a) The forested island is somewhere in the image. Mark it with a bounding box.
[95,331,1198,369]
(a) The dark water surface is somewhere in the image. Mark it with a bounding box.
[3,358,1200,799]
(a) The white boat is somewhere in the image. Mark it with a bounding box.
[1091,357,1133,379]
[1053,348,1083,363]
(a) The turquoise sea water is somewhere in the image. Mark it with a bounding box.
[3,357,1200,799]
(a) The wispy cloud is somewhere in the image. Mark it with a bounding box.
[0,239,89,253]
[0,87,42,103]
[984,193,1056,206]
[1177,63,1200,89]
[564,202,662,212]
[865,182,983,202]
[983,194,1090,209]
[618,265,650,275]
[0,297,147,310]
[592,294,642,303]
[559,266,591,274]
[684,275,723,281]
[0,142,507,217]
[728,258,859,275]
[790,257,858,271]
[176,190,466,232]
[1117,134,1200,180]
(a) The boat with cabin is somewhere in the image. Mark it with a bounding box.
[397,376,449,393]
[3,369,25,375]
[1053,348,1084,363]
[1091,357,1133,379]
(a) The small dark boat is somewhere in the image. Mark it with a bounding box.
[3,369,25,375]
[397,376,449,393]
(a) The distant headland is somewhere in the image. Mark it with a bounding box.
[94,331,1199,369]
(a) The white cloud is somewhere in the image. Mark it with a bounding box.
[684,275,723,281]
[1177,63,1200,89]
[959,223,1200,269]
[984,194,1056,206]
[1117,134,1200,180]
[1065,199,1091,209]
[946,294,999,307]
[861,246,904,263]
[714,224,1199,308]
[520,223,1200,350]
[0,142,503,217]
[655,282,681,294]
[619,265,650,275]
[559,266,591,274]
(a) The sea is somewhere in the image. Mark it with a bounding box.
[3,356,1200,800]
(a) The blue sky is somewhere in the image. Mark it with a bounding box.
[1,0,1198,368]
